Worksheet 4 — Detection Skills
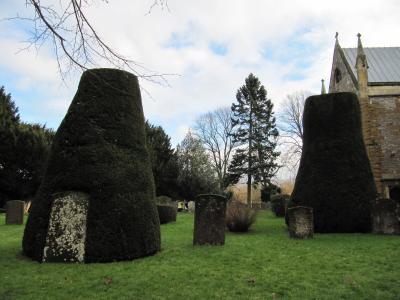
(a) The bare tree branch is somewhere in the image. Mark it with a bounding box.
[193,107,237,191]
[277,90,311,171]
[4,0,173,84]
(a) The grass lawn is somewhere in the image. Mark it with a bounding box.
[1,211,400,300]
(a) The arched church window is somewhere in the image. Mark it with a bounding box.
[334,68,342,83]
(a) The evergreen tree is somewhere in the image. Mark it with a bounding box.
[228,73,279,204]
[0,86,54,207]
[145,121,179,198]
[176,131,218,200]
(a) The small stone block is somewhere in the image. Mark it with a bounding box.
[287,206,314,239]
[372,199,400,235]
[5,200,25,225]
[43,191,89,263]
[193,194,227,246]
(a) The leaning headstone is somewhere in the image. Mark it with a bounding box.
[372,199,400,235]
[287,206,314,239]
[193,194,227,246]
[23,68,160,263]
[289,93,376,233]
[43,192,89,262]
[6,200,24,225]
[188,201,195,213]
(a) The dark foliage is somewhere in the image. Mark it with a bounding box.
[176,132,218,201]
[226,200,257,232]
[0,86,53,207]
[157,205,177,224]
[289,92,376,233]
[23,69,160,262]
[145,121,179,198]
[271,194,290,217]
[261,184,281,202]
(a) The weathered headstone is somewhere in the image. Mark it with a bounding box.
[289,93,376,233]
[287,206,314,239]
[23,68,160,263]
[188,201,195,213]
[43,192,89,263]
[193,194,227,246]
[372,199,400,235]
[5,200,24,225]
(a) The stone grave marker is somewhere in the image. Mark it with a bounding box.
[6,200,24,225]
[372,199,400,235]
[287,206,314,239]
[193,194,227,246]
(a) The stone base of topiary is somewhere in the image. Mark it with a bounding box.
[372,199,400,235]
[287,206,314,239]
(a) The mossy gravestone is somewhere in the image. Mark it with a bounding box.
[23,69,160,263]
[287,206,313,239]
[289,92,376,233]
[372,199,400,235]
[193,194,227,246]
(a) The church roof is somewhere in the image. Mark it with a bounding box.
[342,47,400,83]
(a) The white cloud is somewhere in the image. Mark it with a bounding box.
[1,0,400,149]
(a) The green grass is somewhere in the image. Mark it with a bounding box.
[1,211,400,300]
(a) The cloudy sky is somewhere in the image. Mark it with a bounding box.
[1,0,400,147]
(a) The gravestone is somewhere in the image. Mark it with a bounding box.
[6,200,24,225]
[193,194,227,246]
[372,199,400,235]
[22,68,160,263]
[188,201,195,213]
[287,206,314,239]
[43,192,89,262]
[289,93,376,233]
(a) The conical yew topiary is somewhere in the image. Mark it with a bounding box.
[289,92,376,233]
[23,68,160,262]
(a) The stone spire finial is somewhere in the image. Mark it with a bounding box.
[335,32,339,40]
[321,79,326,95]
[356,33,368,68]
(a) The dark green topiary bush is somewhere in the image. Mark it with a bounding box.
[23,68,161,263]
[157,205,177,224]
[270,194,290,217]
[289,92,376,233]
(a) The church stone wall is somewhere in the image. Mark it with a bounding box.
[368,95,400,195]
[329,50,357,94]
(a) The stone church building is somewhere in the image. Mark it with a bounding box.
[328,33,400,201]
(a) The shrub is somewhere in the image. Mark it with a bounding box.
[290,93,376,233]
[23,69,161,263]
[271,194,290,217]
[156,195,173,205]
[226,201,257,232]
[157,205,177,224]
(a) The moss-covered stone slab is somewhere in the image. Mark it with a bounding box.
[290,93,376,233]
[372,199,400,235]
[193,194,227,246]
[22,68,160,263]
[287,206,313,239]
[43,192,89,263]
[5,200,24,225]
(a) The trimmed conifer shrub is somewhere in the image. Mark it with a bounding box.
[289,92,376,233]
[271,194,289,217]
[22,68,161,263]
[157,205,177,224]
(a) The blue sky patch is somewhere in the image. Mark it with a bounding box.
[209,42,228,56]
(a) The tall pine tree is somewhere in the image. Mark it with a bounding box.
[228,74,279,205]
